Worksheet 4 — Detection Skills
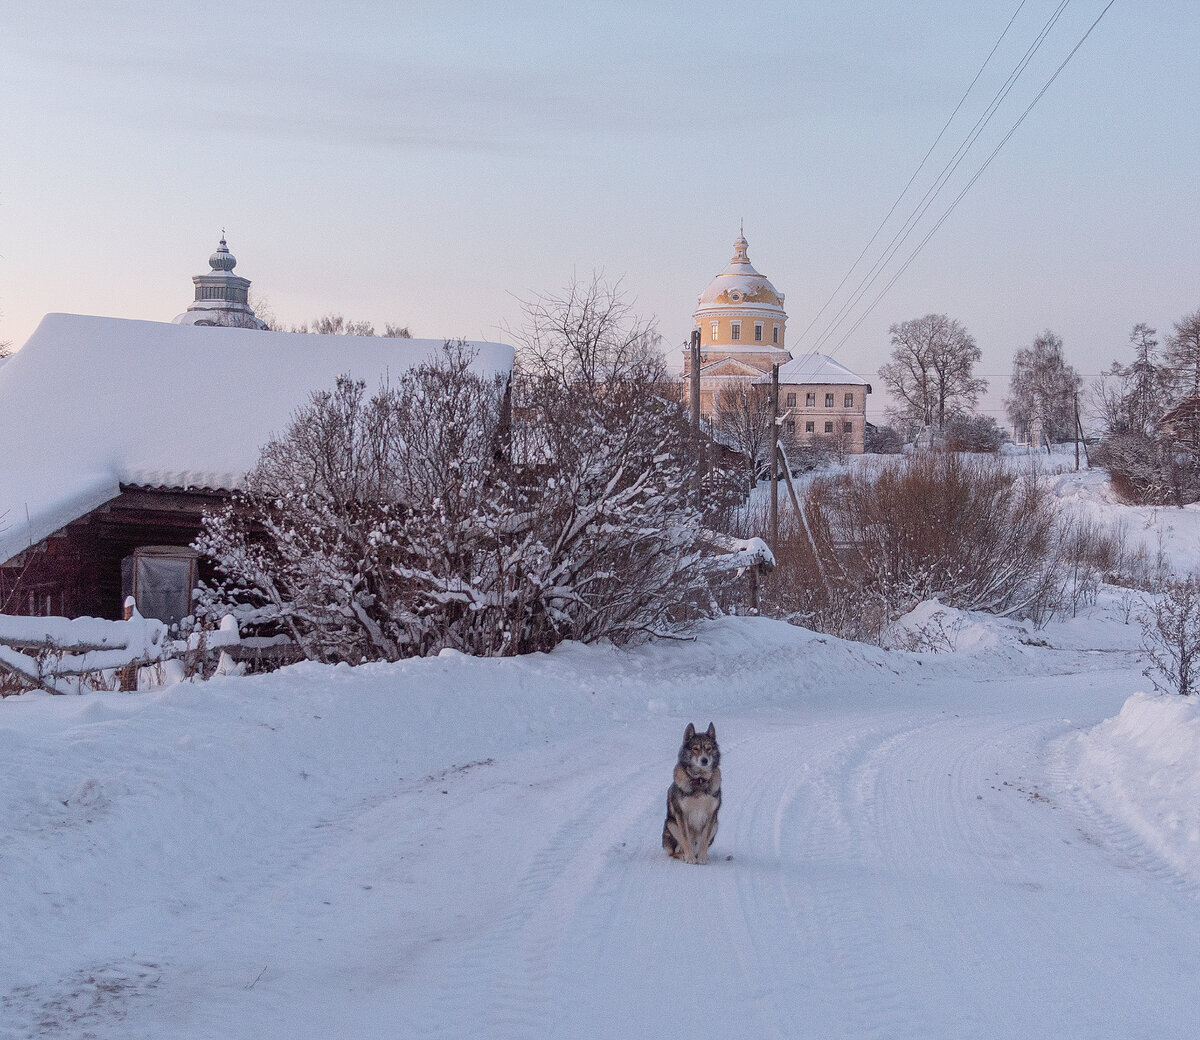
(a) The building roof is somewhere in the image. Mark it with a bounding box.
[694,233,786,319]
[0,313,513,566]
[762,352,871,387]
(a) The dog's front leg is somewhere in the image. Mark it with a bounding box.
[667,817,696,864]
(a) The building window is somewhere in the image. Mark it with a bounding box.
[121,546,199,627]
[805,421,815,433]
[844,393,854,407]
[825,421,834,433]
[731,322,741,342]
[773,324,780,344]
[806,392,816,407]
[754,323,763,342]
[710,322,718,342]
[786,392,796,408]
[786,420,796,435]
[825,393,835,407]
[844,421,853,433]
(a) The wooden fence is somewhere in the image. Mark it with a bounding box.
[0,600,239,695]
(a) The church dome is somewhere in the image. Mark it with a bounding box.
[208,236,237,272]
[694,232,786,317]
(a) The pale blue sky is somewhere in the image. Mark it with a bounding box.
[2,1,1197,421]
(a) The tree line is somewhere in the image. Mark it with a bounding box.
[874,307,1200,468]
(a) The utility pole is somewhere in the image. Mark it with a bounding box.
[769,363,779,549]
[1073,392,1080,471]
[1074,391,1089,469]
[690,329,702,500]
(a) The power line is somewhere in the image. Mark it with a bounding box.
[790,0,1031,351]
[805,0,1074,358]
[826,0,1120,358]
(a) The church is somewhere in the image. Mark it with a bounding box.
[682,233,871,453]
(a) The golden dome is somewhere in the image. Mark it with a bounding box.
[695,232,786,316]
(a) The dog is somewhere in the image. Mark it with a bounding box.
[662,722,722,864]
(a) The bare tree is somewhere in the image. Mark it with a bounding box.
[287,313,412,337]
[197,342,741,661]
[1140,575,1200,695]
[1124,323,1167,432]
[1092,324,1172,438]
[1166,308,1200,399]
[714,381,773,489]
[878,314,986,433]
[509,274,666,394]
[1006,330,1082,449]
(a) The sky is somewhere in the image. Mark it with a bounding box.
[1,1,1197,424]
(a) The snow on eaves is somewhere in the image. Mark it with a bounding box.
[0,313,514,566]
[761,353,871,386]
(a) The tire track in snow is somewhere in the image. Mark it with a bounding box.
[417,748,663,1040]
[772,713,935,1039]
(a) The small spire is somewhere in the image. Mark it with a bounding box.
[731,227,750,264]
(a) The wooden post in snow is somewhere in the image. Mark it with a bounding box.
[119,596,137,692]
[769,362,779,550]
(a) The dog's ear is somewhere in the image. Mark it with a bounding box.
[684,722,696,741]
[706,722,716,740]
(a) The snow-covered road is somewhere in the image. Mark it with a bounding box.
[405,678,1200,1039]
[3,615,1199,1039]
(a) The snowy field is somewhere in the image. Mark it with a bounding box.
[3,464,1200,1039]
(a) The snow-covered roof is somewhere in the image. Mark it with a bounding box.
[0,313,513,565]
[761,353,871,387]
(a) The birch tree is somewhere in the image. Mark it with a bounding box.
[1006,330,1082,448]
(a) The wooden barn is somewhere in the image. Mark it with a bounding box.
[0,313,513,624]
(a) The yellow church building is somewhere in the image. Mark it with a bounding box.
[682,232,871,453]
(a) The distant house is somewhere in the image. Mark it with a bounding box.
[770,354,872,455]
[681,232,872,452]
[0,313,512,621]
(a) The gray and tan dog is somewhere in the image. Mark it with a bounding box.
[662,722,722,864]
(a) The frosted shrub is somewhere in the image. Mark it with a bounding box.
[762,453,1077,641]
[1139,575,1200,695]
[195,342,736,663]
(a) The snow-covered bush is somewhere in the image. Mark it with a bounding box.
[943,413,1004,453]
[1139,575,1200,695]
[195,342,739,663]
[864,424,904,455]
[761,453,1095,641]
[1096,433,1200,507]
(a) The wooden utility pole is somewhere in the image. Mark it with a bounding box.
[1074,392,1080,471]
[690,329,702,500]
[769,363,779,549]
[1074,392,1090,469]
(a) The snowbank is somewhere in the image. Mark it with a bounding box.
[882,599,1004,653]
[1074,690,1200,882]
